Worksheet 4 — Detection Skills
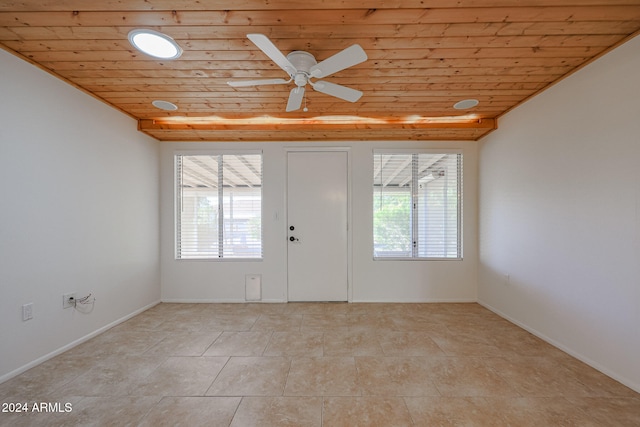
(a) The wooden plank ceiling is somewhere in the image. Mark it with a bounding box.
[1,1,639,142]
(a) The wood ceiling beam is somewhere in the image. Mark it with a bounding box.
[139,117,496,132]
[138,127,496,142]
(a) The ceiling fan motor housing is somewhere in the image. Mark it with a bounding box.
[287,51,317,86]
[227,35,367,111]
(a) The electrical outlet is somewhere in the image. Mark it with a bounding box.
[63,292,76,309]
[22,303,33,321]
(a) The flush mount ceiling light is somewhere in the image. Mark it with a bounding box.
[152,100,178,111]
[453,99,480,110]
[128,29,182,59]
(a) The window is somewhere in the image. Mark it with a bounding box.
[373,151,462,259]
[175,153,262,259]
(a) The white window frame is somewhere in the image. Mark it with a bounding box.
[373,149,463,261]
[174,150,263,261]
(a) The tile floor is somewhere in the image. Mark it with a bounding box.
[1,302,639,426]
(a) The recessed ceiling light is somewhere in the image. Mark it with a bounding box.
[128,29,182,60]
[453,99,479,110]
[152,100,178,111]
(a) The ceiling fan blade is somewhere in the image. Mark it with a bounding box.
[309,44,367,78]
[247,33,297,76]
[227,78,290,87]
[286,86,305,112]
[311,80,363,102]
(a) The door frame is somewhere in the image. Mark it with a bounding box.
[284,146,352,302]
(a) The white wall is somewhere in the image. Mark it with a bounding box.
[160,141,478,303]
[0,50,161,381]
[478,35,640,392]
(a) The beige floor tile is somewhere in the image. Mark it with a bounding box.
[193,303,241,315]
[143,331,222,356]
[301,314,350,331]
[55,355,166,397]
[250,313,303,332]
[385,316,450,334]
[112,311,170,331]
[283,302,351,315]
[567,396,640,426]
[482,324,566,358]
[230,396,322,427]
[377,331,446,357]
[3,302,639,426]
[322,331,383,356]
[138,396,241,427]
[322,396,413,427]
[0,353,94,399]
[64,396,161,426]
[405,396,602,427]
[153,316,210,332]
[405,396,497,426]
[206,357,290,396]
[129,356,228,396]
[284,357,360,397]
[355,356,440,396]
[240,303,288,315]
[263,332,324,357]
[348,314,400,333]
[560,358,640,398]
[65,330,169,357]
[484,356,599,397]
[203,313,260,331]
[204,331,272,356]
[428,357,520,397]
[348,303,409,316]
[443,315,514,335]
[429,330,504,357]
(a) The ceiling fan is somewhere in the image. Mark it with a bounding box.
[227,34,368,112]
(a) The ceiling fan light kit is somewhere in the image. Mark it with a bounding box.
[227,34,368,112]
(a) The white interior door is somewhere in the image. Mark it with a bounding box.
[287,151,348,301]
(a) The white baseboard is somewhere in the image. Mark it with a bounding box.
[0,300,161,385]
[161,298,287,303]
[351,298,477,303]
[478,299,640,394]
[159,299,258,304]
[162,298,477,304]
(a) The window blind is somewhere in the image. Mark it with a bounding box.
[176,153,262,259]
[373,152,462,259]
